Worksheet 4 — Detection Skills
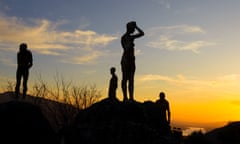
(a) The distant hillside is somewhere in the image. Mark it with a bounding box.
[171,120,227,136]
[205,121,240,144]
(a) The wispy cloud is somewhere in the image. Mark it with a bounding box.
[138,74,212,86]
[137,73,240,89]
[146,25,215,53]
[0,53,16,67]
[147,25,206,35]
[0,14,118,64]
[153,0,171,9]
[62,50,104,64]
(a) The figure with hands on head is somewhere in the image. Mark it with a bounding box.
[121,21,144,102]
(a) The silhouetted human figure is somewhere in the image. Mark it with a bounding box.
[121,21,144,102]
[156,91,171,135]
[15,43,33,99]
[108,67,118,100]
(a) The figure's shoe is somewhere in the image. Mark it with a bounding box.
[123,98,128,103]
[14,93,19,100]
[129,98,135,103]
[22,93,26,100]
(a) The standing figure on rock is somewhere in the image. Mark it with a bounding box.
[121,21,144,102]
[108,67,118,100]
[15,43,33,99]
[156,91,171,135]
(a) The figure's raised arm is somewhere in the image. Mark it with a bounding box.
[134,24,144,38]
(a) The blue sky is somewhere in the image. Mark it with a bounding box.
[1,0,240,125]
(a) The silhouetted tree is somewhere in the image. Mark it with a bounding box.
[2,80,15,97]
[30,72,102,131]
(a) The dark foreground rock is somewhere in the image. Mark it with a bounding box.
[0,100,58,144]
[0,94,175,144]
[62,98,173,144]
[1,92,240,144]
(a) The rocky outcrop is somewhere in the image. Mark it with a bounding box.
[0,100,58,144]
[62,98,172,144]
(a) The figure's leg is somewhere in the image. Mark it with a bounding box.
[121,79,127,101]
[129,78,134,101]
[109,89,114,99]
[15,69,21,99]
[129,73,134,101]
[129,63,136,101]
[113,91,116,99]
[112,89,117,100]
[121,63,128,102]
[22,69,29,99]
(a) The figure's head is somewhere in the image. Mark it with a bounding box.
[19,43,27,52]
[110,67,116,74]
[126,21,136,33]
[159,92,165,99]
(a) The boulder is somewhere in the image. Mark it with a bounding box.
[0,101,58,144]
